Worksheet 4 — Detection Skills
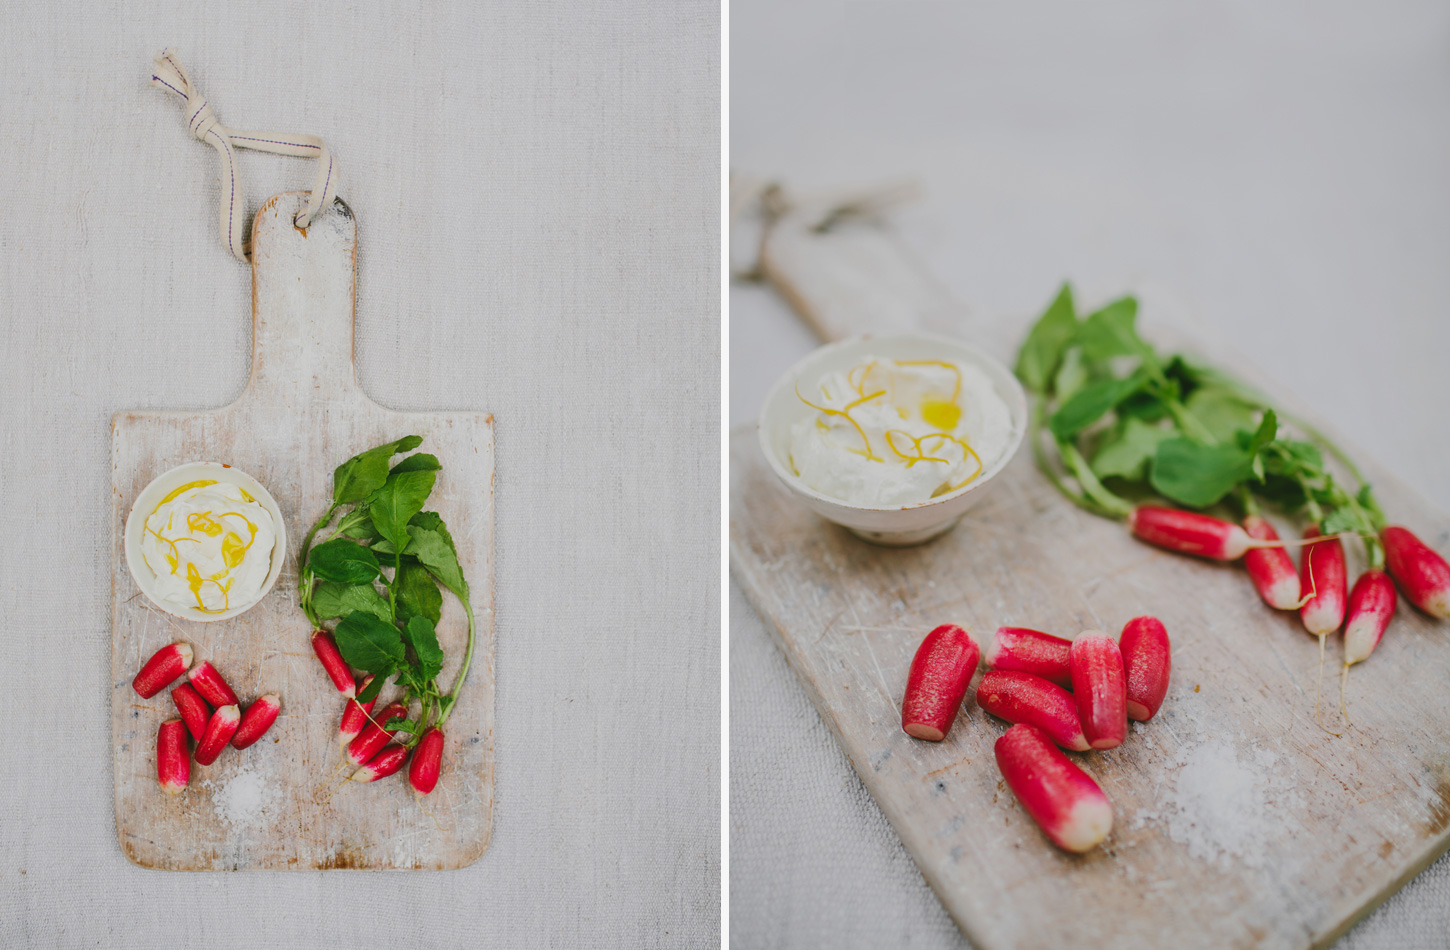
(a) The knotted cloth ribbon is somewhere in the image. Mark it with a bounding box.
[150,48,339,261]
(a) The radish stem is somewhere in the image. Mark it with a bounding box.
[436,600,476,727]
[1029,402,1100,515]
[1284,412,1368,486]
[1163,398,1216,445]
[388,547,400,624]
[1059,439,1133,518]
[297,504,338,628]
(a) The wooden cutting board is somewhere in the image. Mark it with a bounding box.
[731,208,1450,948]
[112,193,495,870]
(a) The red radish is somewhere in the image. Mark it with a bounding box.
[231,694,281,749]
[1344,570,1397,666]
[1299,526,1347,637]
[132,642,193,698]
[337,675,377,747]
[976,671,1089,751]
[1119,616,1171,722]
[1340,568,1400,727]
[983,627,1072,689]
[994,723,1113,853]
[351,744,410,783]
[1129,506,1258,560]
[170,682,211,741]
[187,661,239,708]
[409,727,445,795]
[346,701,408,768]
[312,630,357,697]
[1382,526,1450,618]
[900,624,981,742]
[1242,516,1300,610]
[156,719,190,795]
[1069,634,1127,750]
[194,704,241,766]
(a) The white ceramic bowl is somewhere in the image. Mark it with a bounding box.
[757,333,1028,546]
[123,462,288,622]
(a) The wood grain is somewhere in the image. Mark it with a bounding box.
[733,211,1450,949]
[112,193,495,871]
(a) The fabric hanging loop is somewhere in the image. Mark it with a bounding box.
[149,48,339,262]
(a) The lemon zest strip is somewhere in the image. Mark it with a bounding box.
[797,383,885,461]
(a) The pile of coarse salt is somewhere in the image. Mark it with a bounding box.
[1134,736,1300,868]
[204,764,281,829]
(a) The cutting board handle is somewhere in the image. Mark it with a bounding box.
[240,191,361,406]
[757,201,1018,360]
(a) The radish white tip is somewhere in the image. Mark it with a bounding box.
[1058,797,1113,853]
[1267,577,1302,611]
[1222,526,1254,561]
[1343,623,1375,666]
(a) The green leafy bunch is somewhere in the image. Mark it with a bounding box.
[297,436,476,739]
[1016,284,1387,565]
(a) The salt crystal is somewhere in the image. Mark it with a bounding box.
[205,764,280,829]
[1149,737,1299,868]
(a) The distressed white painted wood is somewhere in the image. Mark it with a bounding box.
[112,193,495,871]
[732,215,1450,949]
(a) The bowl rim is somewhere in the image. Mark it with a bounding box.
[756,332,1029,513]
[123,461,288,623]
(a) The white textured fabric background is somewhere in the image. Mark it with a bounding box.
[0,2,719,947]
[731,2,1450,948]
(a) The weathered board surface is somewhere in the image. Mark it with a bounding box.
[731,209,1450,949]
[112,193,494,871]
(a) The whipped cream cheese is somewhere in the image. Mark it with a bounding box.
[140,479,277,614]
[789,356,1013,506]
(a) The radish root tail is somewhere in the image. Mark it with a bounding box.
[1314,635,1343,737]
[1258,531,1366,551]
[1339,662,1354,731]
[1314,634,1324,724]
[314,774,349,806]
[414,794,450,833]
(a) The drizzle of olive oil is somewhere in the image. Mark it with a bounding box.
[919,398,961,431]
[222,531,247,568]
[186,511,224,536]
[158,479,218,506]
